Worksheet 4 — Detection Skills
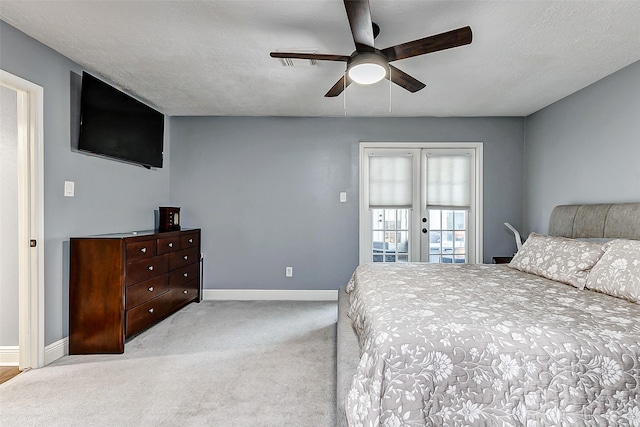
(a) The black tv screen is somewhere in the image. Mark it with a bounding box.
[78,72,164,168]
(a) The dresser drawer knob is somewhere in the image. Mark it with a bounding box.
[188,238,193,243]
[148,308,154,314]
[140,247,147,253]
[148,266,154,271]
[183,272,188,277]
[148,286,154,292]
[183,290,188,294]
[169,242,173,248]
[183,255,188,260]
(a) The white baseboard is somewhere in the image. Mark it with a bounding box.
[203,289,338,301]
[44,337,68,366]
[0,338,69,366]
[0,339,68,368]
[0,346,19,366]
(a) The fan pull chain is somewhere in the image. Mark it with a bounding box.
[343,70,347,116]
[388,67,392,113]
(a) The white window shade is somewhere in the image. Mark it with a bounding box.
[426,154,471,209]
[368,155,413,208]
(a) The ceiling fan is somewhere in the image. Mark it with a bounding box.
[270,0,472,97]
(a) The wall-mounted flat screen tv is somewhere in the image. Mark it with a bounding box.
[78,72,164,168]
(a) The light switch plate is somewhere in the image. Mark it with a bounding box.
[64,181,75,197]
[339,191,347,203]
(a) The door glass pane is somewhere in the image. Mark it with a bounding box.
[397,232,408,254]
[385,209,397,229]
[444,210,454,229]
[443,231,454,262]
[429,210,441,229]
[429,231,441,254]
[455,211,466,229]
[371,208,410,263]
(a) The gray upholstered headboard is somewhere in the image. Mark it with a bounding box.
[548,203,640,240]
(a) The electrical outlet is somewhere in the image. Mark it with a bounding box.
[285,267,293,277]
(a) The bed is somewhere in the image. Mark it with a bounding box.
[337,203,640,426]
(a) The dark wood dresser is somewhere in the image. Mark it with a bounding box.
[69,228,201,354]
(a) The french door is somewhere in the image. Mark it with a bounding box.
[359,143,482,264]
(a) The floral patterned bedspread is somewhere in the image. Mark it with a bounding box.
[345,263,640,427]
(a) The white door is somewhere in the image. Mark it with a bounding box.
[419,148,478,264]
[0,84,20,365]
[0,70,45,369]
[359,143,482,264]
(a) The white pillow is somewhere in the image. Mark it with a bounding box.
[586,239,640,304]
[508,232,605,289]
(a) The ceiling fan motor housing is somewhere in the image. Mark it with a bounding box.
[348,51,389,84]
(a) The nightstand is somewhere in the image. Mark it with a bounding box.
[492,256,513,264]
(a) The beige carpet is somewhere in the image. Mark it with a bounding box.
[0,300,337,426]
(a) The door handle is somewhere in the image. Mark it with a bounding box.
[422,228,428,234]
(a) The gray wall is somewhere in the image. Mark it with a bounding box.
[170,116,525,290]
[524,60,640,234]
[0,21,171,346]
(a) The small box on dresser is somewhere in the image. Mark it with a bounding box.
[69,228,201,354]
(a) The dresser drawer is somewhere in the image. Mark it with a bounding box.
[167,279,199,308]
[125,254,169,286]
[157,236,181,255]
[169,263,200,288]
[169,247,199,270]
[125,274,169,309]
[125,239,156,262]
[125,293,175,338]
[181,232,200,250]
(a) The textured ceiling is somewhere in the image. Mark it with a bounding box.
[1,1,639,117]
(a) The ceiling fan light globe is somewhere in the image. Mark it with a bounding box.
[348,63,387,85]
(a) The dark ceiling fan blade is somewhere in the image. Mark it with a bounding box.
[387,65,426,93]
[381,26,472,62]
[270,52,350,62]
[343,0,375,52]
[325,75,352,97]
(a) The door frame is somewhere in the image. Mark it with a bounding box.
[359,142,483,265]
[1,70,45,369]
